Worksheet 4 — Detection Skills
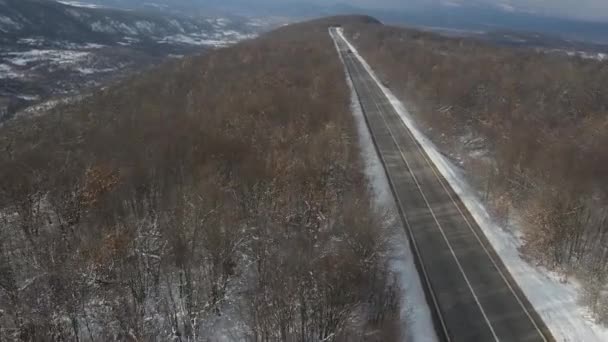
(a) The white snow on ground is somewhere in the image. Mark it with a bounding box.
[159,31,256,47]
[16,94,40,101]
[0,64,23,79]
[330,28,438,342]
[90,21,116,34]
[56,0,102,9]
[17,38,46,46]
[568,51,608,61]
[118,36,140,46]
[76,67,117,75]
[540,48,608,61]
[80,43,105,49]
[134,21,155,35]
[0,15,23,31]
[16,38,105,50]
[207,18,232,29]
[159,34,229,47]
[90,20,144,35]
[5,49,90,66]
[17,95,88,118]
[336,27,608,342]
[247,19,267,28]
[168,19,185,33]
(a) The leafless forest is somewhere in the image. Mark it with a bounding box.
[0,17,400,341]
[345,21,608,323]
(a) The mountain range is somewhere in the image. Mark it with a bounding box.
[26,0,608,45]
[0,0,271,121]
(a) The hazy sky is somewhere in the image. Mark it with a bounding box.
[327,0,608,21]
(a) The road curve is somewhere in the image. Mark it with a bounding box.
[330,27,553,342]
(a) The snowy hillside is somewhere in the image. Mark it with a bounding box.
[0,0,273,121]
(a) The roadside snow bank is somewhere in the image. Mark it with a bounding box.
[336,27,608,342]
[330,28,438,342]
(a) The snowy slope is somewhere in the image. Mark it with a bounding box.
[336,27,608,342]
[0,0,263,44]
[0,0,271,121]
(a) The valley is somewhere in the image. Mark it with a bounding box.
[0,0,272,121]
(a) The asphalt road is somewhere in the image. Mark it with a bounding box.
[330,28,553,342]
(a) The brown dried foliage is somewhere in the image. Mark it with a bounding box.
[0,16,400,341]
[345,21,608,322]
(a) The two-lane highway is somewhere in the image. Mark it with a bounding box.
[330,27,553,342]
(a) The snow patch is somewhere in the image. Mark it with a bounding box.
[0,15,22,30]
[134,21,156,34]
[159,34,229,47]
[159,31,255,47]
[118,36,140,46]
[215,18,231,27]
[5,49,90,66]
[18,95,88,118]
[0,16,18,26]
[56,1,102,9]
[81,43,105,49]
[544,48,608,61]
[168,19,185,33]
[0,64,23,79]
[115,22,139,35]
[91,20,139,35]
[503,34,528,43]
[17,37,46,46]
[16,38,104,50]
[247,19,267,27]
[572,51,608,61]
[76,67,117,75]
[90,21,116,34]
[336,27,608,342]
[16,94,40,101]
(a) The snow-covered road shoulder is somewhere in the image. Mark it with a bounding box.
[330,28,438,342]
[334,27,608,342]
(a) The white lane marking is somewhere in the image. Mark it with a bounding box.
[328,27,452,342]
[336,29,548,341]
[347,54,500,342]
[384,85,549,341]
